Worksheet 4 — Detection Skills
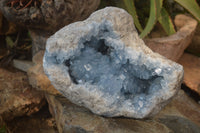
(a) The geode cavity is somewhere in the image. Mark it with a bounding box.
[43,7,184,118]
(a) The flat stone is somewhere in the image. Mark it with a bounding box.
[145,14,197,61]
[0,68,45,121]
[46,94,172,133]
[178,53,200,95]
[155,90,200,133]
[46,90,200,133]
[43,7,184,118]
[13,59,34,72]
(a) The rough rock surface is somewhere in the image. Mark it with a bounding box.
[5,105,58,133]
[0,11,17,35]
[145,14,198,61]
[0,0,100,33]
[46,90,200,133]
[178,53,200,95]
[0,0,100,55]
[43,7,184,118]
[0,68,45,121]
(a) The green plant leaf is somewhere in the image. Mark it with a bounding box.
[140,0,163,38]
[175,0,200,22]
[158,7,176,35]
[123,0,143,32]
[6,36,14,48]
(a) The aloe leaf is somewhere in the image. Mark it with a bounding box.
[140,0,163,38]
[158,7,176,35]
[123,0,143,32]
[175,0,200,22]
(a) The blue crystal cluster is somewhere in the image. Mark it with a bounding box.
[43,7,183,118]
[67,36,163,101]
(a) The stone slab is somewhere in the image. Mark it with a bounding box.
[46,90,200,133]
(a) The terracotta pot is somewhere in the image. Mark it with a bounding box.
[144,14,198,61]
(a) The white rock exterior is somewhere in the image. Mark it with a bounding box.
[43,7,184,118]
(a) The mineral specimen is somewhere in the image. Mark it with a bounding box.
[43,7,184,118]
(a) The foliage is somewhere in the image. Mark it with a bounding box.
[138,0,167,38]
[123,0,143,32]
[100,0,200,38]
[158,7,176,35]
[124,0,200,38]
[174,0,200,22]
[0,31,32,67]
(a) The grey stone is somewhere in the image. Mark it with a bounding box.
[159,116,200,133]
[43,7,184,118]
[13,59,34,72]
[45,90,200,133]
[46,94,172,133]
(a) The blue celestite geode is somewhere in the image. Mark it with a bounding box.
[43,7,184,118]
